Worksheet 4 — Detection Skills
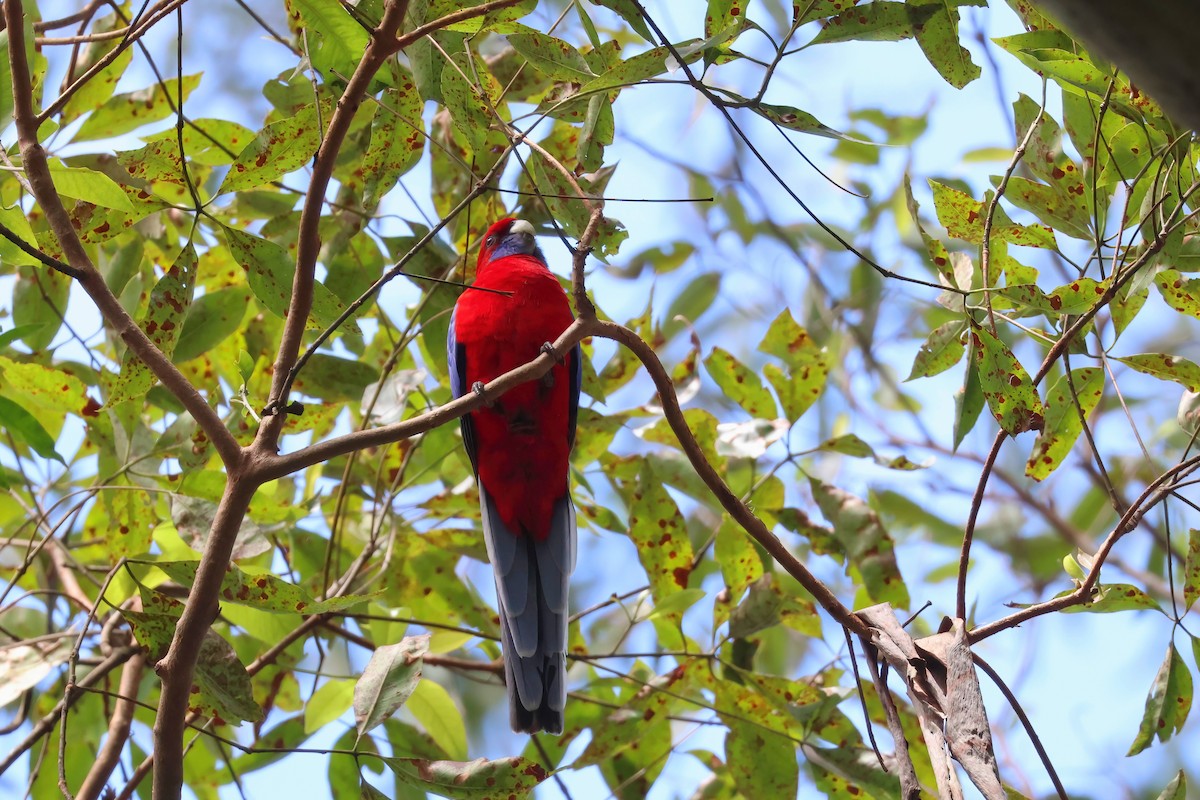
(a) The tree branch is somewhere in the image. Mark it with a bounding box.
[151,477,257,800]
[76,653,145,800]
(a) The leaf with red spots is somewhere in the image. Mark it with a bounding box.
[123,608,260,723]
[509,30,597,81]
[382,755,548,799]
[107,245,197,405]
[626,463,696,619]
[0,352,93,430]
[218,102,324,194]
[222,225,361,335]
[72,73,202,142]
[361,81,425,211]
[1184,529,1200,613]
[354,634,430,737]
[1003,176,1091,240]
[1128,643,1192,755]
[1154,269,1200,321]
[589,0,653,42]
[758,308,828,421]
[575,40,706,97]
[725,717,799,798]
[968,320,1044,436]
[811,1,915,45]
[714,516,763,602]
[1115,353,1200,393]
[1025,367,1102,480]
[153,560,368,615]
[795,0,864,27]
[908,0,983,89]
[751,100,857,141]
[809,477,909,607]
[704,346,778,419]
[906,319,966,380]
[928,179,1057,249]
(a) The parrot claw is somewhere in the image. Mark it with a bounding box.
[540,342,564,364]
[472,381,496,407]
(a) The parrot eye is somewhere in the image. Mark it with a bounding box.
[485,234,497,247]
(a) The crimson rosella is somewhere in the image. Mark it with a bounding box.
[447,218,581,734]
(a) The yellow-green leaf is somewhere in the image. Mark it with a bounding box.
[968,320,1044,436]
[1025,367,1103,480]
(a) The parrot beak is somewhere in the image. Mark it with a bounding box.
[506,219,538,255]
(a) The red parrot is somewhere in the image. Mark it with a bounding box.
[447,218,581,734]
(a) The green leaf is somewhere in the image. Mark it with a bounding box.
[0,203,40,266]
[1127,643,1192,755]
[574,41,706,98]
[1155,269,1200,321]
[406,679,467,761]
[222,226,361,335]
[107,245,197,405]
[173,286,252,363]
[0,395,64,463]
[809,477,909,607]
[291,354,380,402]
[714,517,763,597]
[1060,583,1163,615]
[627,463,696,619]
[153,560,365,615]
[47,163,134,211]
[290,0,370,78]
[751,101,856,141]
[968,320,1044,436]
[382,755,547,799]
[1185,530,1200,613]
[218,102,324,194]
[73,73,202,141]
[508,31,596,81]
[12,266,70,351]
[726,717,799,798]
[929,179,1057,248]
[1115,353,1200,393]
[758,308,828,420]
[704,347,778,418]
[362,79,425,211]
[304,678,355,734]
[905,319,966,380]
[1002,176,1091,240]
[588,0,653,42]
[908,0,983,88]
[810,2,914,45]
[192,629,263,724]
[1025,368,1103,480]
[354,634,430,737]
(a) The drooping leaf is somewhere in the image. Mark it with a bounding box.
[810,477,909,607]
[906,319,966,380]
[355,634,430,737]
[1127,643,1193,755]
[1025,368,1103,480]
[968,320,1044,436]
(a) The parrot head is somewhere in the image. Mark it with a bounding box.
[477,218,543,270]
